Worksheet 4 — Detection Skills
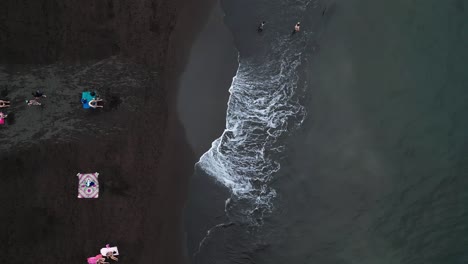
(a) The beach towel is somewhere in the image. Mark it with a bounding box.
[77,172,99,198]
[100,246,119,256]
[82,92,96,109]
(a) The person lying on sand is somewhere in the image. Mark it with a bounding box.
[87,254,108,264]
[105,251,118,261]
[103,244,119,261]
[32,90,47,99]
[0,112,7,125]
[26,99,41,106]
[0,100,10,108]
[85,178,96,187]
[89,98,104,109]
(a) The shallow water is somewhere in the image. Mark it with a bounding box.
[198,0,316,223]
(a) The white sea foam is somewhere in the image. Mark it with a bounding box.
[198,34,308,223]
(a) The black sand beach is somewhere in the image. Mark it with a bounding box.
[0,0,222,263]
[4,0,468,263]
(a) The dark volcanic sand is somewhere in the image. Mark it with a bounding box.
[0,0,220,263]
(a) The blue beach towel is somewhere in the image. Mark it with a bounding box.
[81,92,96,109]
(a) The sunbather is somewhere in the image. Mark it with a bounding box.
[87,254,108,264]
[32,90,47,99]
[89,98,104,108]
[0,100,10,108]
[0,112,7,125]
[103,244,118,261]
[106,251,118,261]
[26,99,41,106]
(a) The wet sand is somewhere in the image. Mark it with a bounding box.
[177,2,238,158]
[176,1,238,262]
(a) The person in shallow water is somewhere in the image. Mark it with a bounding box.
[257,21,266,32]
[292,22,300,34]
[0,100,10,108]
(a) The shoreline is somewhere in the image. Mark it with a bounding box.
[177,1,239,262]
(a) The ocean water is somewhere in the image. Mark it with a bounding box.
[198,0,316,224]
[195,0,468,263]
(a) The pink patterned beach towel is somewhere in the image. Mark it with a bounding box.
[77,172,99,198]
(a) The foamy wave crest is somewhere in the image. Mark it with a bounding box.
[198,38,307,223]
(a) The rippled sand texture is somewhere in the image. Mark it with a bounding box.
[0,58,154,151]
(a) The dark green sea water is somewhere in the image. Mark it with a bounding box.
[257,0,468,263]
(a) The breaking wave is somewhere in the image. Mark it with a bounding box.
[197,34,308,223]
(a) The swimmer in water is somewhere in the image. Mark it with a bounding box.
[257,21,266,33]
[292,22,301,34]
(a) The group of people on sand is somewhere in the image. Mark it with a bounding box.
[257,21,301,34]
[0,89,105,126]
[0,98,11,124]
[0,90,47,108]
[0,90,49,125]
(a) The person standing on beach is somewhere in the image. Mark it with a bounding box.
[257,21,266,33]
[292,22,301,34]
